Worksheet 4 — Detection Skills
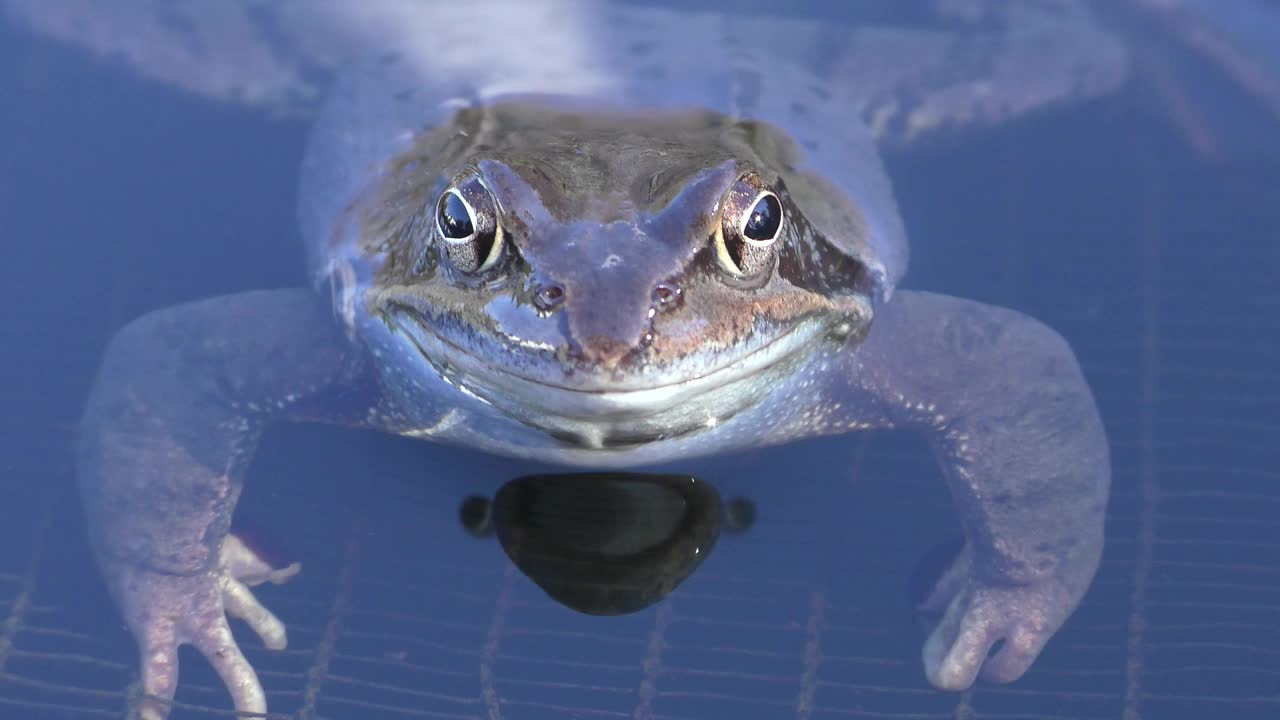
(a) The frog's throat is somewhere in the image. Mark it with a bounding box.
[386,307,853,450]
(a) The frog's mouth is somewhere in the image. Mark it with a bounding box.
[385,304,859,450]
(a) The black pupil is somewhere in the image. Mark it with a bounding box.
[439,191,474,239]
[743,194,781,241]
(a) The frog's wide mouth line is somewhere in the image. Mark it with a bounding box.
[385,304,835,422]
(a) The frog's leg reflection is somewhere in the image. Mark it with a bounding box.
[826,290,1109,690]
[81,289,375,719]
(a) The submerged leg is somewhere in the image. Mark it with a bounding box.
[82,289,369,718]
[831,290,1109,689]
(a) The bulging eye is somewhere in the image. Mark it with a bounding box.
[742,192,782,243]
[714,176,784,278]
[435,176,504,274]
[438,191,473,239]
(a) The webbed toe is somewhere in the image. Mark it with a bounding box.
[920,578,1068,691]
[113,532,301,719]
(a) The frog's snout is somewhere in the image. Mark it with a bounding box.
[562,291,660,370]
[576,334,639,370]
[550,271,680,371]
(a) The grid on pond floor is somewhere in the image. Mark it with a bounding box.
[1,256,1278,720]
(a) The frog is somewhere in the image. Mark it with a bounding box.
[43,2,1125,717]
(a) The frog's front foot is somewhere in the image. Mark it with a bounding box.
[111,533,299,720]
[839,291,1110,690]
[916,545,1084,690]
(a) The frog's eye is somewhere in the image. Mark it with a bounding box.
[436,177,504,274]
[714,177,783,278]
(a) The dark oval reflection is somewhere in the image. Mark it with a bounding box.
[461,472,754,615]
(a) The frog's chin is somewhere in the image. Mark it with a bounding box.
[387,308,844,449]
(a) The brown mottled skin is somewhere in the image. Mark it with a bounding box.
[361,106,875,383]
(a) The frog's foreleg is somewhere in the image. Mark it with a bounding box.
[833,290,1109,690]
[80,289,370,719]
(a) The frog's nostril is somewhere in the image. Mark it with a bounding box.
[534,283,566,311]
[651,282,682,310]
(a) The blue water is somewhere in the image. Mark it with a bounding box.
[1,4,1278,719]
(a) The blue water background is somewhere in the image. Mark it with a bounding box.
[1,3,1277,719]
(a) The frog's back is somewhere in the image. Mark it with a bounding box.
[298,4,911,300]
[7,0,1144,299]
